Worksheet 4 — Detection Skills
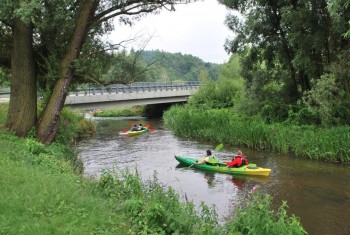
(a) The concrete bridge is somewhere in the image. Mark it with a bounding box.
[64,81,200,110]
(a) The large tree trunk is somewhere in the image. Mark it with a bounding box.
[36,0,98,145]
[5,17,37,137]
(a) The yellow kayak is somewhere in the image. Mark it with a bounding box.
[119,128,149,136]
[175,155,271,176]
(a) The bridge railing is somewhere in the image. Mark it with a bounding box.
[0,81,202,97]
[69,81,201,96]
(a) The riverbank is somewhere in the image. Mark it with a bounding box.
[163,105,350,162]
[92,106,144,117]
[0,104,130,234]
[0,103,306,234]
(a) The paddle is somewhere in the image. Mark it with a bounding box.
[215,143,224,151]
[145,123,155,132]
[189,143,224,168]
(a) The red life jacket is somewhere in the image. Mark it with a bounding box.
[226,156,248,167]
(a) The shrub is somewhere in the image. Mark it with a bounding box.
[225,192,307,235]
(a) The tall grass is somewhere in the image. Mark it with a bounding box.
[225,192,307,235]
[0,102,8,125]
[164,105,350,162]
[96,170,306,235]
[93,106,144,117]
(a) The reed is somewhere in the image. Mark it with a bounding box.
[94,106,143,117]
[164,106,350,162]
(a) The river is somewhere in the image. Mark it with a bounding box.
[76,117,350,235]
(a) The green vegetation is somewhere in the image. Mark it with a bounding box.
[139,50,221,82]
[164,105,350,162]
[93,106,144,118]
[0,104,129,234]
[1,102,306,234]
[225,192,307,235]
[95,171,306,235]
[219,0,350,126]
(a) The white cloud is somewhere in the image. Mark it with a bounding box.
[107,0,234,64]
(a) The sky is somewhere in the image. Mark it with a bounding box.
[107,0,234,64]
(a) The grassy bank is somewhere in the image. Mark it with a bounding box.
[93,106,144,117]
[0,138,129,234]
[164,105,350,162]
[0,104,127,234]
[0,103,306,234]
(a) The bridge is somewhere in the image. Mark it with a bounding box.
[64,81,200,110]
[0,81,201,109]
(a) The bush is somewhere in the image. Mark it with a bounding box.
[55,108,95,144]
[96,171,223,235]
[303,73,350,126]
[225,192,307,235]
[189,78,244,109]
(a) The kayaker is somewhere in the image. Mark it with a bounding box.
[139,123,145,130]
[226,150,249,168]
[196,150,217,165]
[130,124,140,131]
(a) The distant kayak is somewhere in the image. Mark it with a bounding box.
[175,155,271,176]
[119,128,150,136]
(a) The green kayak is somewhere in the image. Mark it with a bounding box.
[175,155,271,176]
[119,128,149,136]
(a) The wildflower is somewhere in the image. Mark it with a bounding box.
[249,184,259,194]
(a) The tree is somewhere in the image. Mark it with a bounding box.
[219,0,350,123]
[0,0,197,145]
[2,1,37,137]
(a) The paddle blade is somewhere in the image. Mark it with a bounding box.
[149,128,155,132]
[145,124,151,128]
[121,130,128,133]
[215,143,224,151]
[129,122,135,126]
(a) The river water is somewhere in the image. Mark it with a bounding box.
[77,117,350,235]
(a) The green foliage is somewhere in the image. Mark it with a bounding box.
[0,68,10,86]
[0,133,129,234]
[189,77,244,109]
[25,138,46,155]
[219,54,241,80]
[96,171,223,235]
[284,106,320,126]
[303,74,347,126]
[0,103,8,124]
[139,50,221,82]
[97,170,306,235]
[164,105,350,162]
[220,0,350,125]
[102,51,150,83]
[94,106,144,117]
[302,50,350,126]
[55,108,96,145]
[225,192,307,235]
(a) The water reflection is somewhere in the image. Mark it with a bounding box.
[231,177,245,188]
[77,117,350,235]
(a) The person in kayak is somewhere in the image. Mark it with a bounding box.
[130,124,140,131]
[139,123,146,130]
[226,150,249,168]
[196,150,217,165]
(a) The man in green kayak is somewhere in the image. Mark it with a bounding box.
[195,150,218,165]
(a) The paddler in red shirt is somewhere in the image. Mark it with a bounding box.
[226,150,249,168]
